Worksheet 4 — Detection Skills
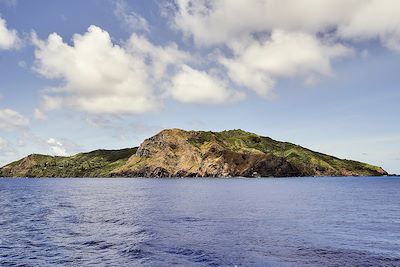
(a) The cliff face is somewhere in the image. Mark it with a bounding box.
[0,129,387,178]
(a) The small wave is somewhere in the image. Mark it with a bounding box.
[103,218,126,225]
[165,246,221,265]
[57,202,74,208]
[164,216,205,223]
[82,240,103,246]
[80,240,114,250]
[119,245,153,260]
[181,216,204,222]
[295,246,400,266]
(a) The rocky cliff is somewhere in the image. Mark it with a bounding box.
[0,129,387,177]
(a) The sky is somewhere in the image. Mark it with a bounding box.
[0,0,399,174]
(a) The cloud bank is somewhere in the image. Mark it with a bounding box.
[170,0,400,96]
[28,1,400,116]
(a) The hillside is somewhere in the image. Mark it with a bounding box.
[0,148,136,177]
[0,129,387,177]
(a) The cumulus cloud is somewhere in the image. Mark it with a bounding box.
[169,65,244,104]
[33,25,259,114]
[220,30,352,96]
[47,138,68,156]
[32,26,188,114]
[0,16,20,50]
[113,0,149,32]
[0,108,29,131]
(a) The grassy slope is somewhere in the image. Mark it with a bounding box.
[0,148,137,177]
[187,129,383,176]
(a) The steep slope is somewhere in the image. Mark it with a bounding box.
[112,129,387,177]
[0,129,387,177]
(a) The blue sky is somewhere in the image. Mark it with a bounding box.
[0,0,399,174]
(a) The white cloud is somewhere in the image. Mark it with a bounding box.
[113,0,149,32]
[220,30,352,96]
[337,0,400,53]
[172,0,351,46]
[47,138,68,156]
[32,26,156,114]
[32,25,189,115]
[169,1,384,95]
[32,1,400,113]
[172,0,400,52]
[0,108,29,131]
[169,65,244,104]
[0,16,20,50]
[126,33,191,80]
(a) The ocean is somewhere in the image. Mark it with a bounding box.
[0,177,399,266]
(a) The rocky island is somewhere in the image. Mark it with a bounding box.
[0,129,387,178]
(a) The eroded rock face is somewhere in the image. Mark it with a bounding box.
[111,129,386,178]
[0,155,39,177]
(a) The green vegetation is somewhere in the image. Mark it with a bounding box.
[0,129,386,177]
[187,129,385,176]
[0,148,137,177]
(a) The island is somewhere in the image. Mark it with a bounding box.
[0,129,387,178]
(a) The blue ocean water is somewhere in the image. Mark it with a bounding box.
[0,177,399,266]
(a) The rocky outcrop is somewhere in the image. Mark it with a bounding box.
[0,129,388,178]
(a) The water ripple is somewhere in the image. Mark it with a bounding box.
[0,177,399,266]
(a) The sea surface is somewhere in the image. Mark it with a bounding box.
[0,177,399,267]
